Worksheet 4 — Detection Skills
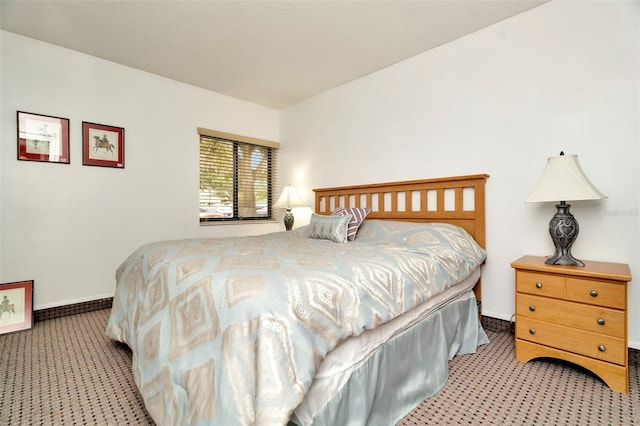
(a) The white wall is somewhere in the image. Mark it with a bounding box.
[0,31,281,309]
[281,1,640,348]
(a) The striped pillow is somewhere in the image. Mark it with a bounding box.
[331,207,371,241]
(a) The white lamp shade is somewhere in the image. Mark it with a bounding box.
[274,185,307,209]
[526,154,606,203]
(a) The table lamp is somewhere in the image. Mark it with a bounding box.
[274,185,307,231]
[526,152,606,266]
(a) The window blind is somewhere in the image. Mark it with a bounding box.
[199,132,278,223]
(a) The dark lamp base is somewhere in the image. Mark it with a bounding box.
[545,253,585,267]
[283,210,294,231]
[545,201,584,267]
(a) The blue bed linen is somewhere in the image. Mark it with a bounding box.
[106,220,486,425]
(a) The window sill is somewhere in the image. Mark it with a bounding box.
[199,219,280,227]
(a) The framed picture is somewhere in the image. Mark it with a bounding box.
[17,111,70,164]
[0,280,34,335]
[82,121,125,168]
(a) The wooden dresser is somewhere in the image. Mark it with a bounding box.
[511,255,631,393]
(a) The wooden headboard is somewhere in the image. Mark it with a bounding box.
[313,174,489,306]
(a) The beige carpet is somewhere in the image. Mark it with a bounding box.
[1,309,638,425]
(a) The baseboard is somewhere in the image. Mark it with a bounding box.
[34,297,113,322]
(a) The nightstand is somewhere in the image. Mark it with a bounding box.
[511,255,632,393]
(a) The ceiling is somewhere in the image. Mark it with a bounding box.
[1,1,548,109]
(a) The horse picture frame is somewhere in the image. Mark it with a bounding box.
[17,111,70,164]
[0,280,34,335]
[82,121,125,168]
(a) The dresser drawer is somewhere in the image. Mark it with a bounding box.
[516,293,564,323]
[566,278,626,309]
[516,317,626,365]
[516,271,565,299]
[516,294,625,338]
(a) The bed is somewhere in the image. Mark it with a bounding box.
[106,174,489,426]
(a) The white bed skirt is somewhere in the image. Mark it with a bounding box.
[291,288,489,425]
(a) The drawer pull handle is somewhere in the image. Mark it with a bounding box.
[598,345,606,352]
[529,305,536,312]
[597,318,605,325]
[590,290,598,297]
[535,282,543,289]
[529,328,536,335]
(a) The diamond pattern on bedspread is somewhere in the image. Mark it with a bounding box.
[226,274,268,306]
[176,258,206,284]
[147,249,168,270]
[223,315,303,425]
[169,277,220,361]
[289,271,352,346]
[138,263,170,327]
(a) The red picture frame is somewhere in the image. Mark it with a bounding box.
[0,280,34,335]
[17,111,70,164]
[82,121,125,168]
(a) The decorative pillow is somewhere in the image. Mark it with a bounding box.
[331,207,371,241]
[308,213,352,243]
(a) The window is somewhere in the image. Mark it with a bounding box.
[199,128,279,223]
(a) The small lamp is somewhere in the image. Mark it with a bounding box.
[526,152,606,266]
[274,185,307,231]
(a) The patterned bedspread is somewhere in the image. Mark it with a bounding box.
[106,220,486,425]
